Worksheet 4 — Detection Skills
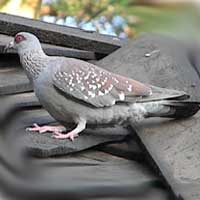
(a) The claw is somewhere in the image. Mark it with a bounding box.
[52,131,79,141]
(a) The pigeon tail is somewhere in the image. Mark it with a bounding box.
[142,100,200,119]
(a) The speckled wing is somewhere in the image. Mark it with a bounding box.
[52,58,152,108]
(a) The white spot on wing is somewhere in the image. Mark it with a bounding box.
[84,95,88,100]
[111,99,115,105]
[113,78,119,83]
[97,83,101,88]
[89,84,97,90]
[92,85,97,90]
[98,91,104,96]
[84,72,91,80]
[88,91,95,98]
[59,72,63,77]
[91,73,97,78]
[127,85,132,92]
[108,84,113,91]
[80,86,85,90]
[119,92,125,101]
[104,89,109,94]
[102,81,106,86]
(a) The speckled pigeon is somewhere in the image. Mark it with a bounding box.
[5,32,200,141]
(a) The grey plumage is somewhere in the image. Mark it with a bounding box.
[6,32,200,140]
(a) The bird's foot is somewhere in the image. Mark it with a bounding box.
[26,123,66,134]
[27,118,86,142]
[52,118,86,141]
[52,131,79,141]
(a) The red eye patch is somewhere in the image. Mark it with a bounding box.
[15,34,26,44]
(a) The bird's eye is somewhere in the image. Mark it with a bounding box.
[15,34,26,44]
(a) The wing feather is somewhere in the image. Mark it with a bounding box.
[52,58,152,108]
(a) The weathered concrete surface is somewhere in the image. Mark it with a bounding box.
[98,134,144,162]
[135,113,200,200]
[5,108,129,157]
[0,147,172,200]
[97,33,200,200]
[0,61,31,95]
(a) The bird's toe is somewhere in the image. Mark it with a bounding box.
[52,131,79,141]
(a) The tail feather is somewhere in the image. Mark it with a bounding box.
[138,85,190,103]
[144,100,200,119]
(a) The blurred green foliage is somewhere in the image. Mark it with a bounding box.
[0,0,9,8]
[1,0,199,39]
[44,0,200,39]
[51,0,117,21]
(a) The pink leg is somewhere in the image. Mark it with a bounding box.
[26,123,66,134]
[52,118,86,141]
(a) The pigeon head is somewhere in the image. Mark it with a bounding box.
[5,32,43,54]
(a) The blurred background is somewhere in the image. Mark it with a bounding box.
[0,0,200,40]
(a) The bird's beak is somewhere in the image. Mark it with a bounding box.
[3,41,14,53]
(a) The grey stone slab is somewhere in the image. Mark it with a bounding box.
[35,150,157,183]
[132,113,200,200]
[0,13,123,54]
[2,92,39,108]
[6,108,129,157]
[0,66,31,95]
[0,147,172,200]
[0,92,39,122]
[97,33,200,200]
[97,135,144,162]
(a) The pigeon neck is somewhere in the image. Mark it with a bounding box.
[20,49,48,80]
